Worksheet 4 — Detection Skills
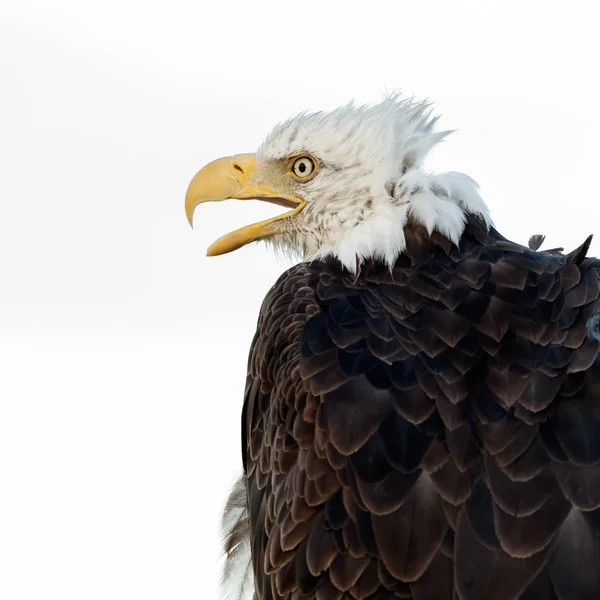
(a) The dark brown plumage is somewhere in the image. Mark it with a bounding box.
[528,234,564,254]
[231,216,600,599]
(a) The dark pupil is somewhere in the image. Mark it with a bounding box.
[298,162,306,173]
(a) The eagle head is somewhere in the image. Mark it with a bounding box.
[185,95,491,272]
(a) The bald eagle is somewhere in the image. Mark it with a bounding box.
[185,96,600,600]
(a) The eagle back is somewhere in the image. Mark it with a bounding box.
[238,217,600,600]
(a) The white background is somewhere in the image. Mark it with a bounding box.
[1,1,599,598]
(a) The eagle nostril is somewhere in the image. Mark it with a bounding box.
[232,162,245,176]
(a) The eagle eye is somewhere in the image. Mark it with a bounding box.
[291,156,316,180]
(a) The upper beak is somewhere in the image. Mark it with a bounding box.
[185,154,305,256]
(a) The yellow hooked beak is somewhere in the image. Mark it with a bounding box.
[185,153,306,256]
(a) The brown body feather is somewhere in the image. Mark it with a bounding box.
[236,217,600,599]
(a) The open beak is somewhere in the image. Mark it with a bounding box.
[185,153,305,256]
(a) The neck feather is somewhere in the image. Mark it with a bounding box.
[307,169,491,273]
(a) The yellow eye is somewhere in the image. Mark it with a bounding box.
[292,156,316,179]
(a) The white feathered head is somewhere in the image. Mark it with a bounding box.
[185,95,490,272]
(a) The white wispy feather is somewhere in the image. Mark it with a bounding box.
[220,474,254,600]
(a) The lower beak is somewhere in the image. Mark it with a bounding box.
[185,154,305,256]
